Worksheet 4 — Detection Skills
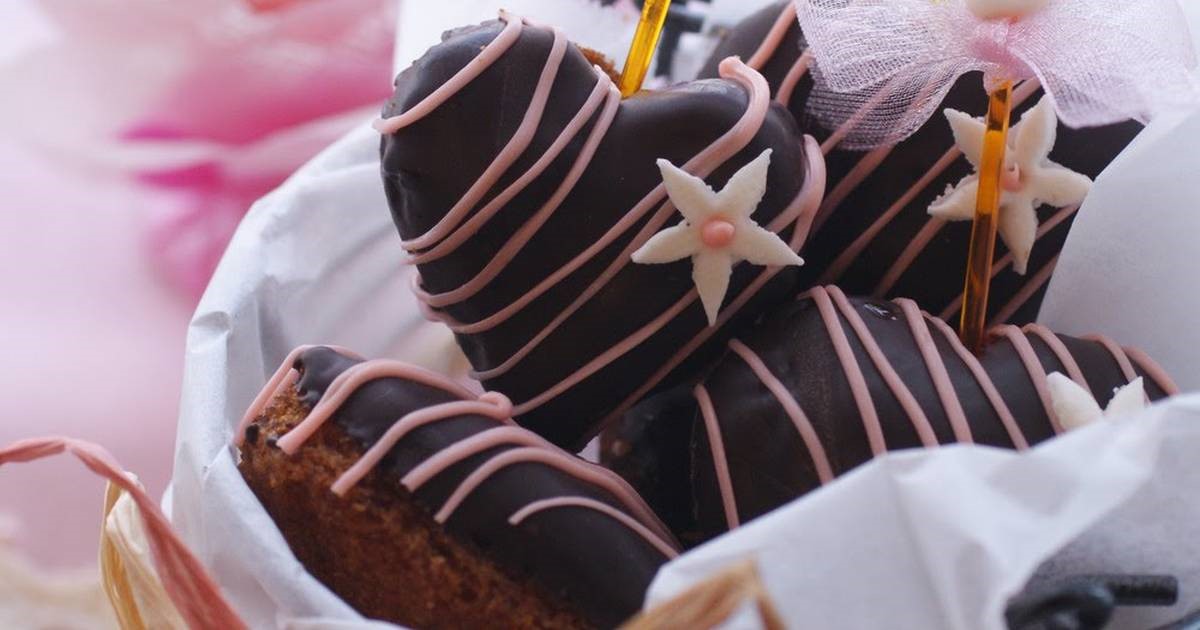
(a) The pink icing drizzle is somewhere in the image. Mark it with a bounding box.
[775,51,814,106]
[240,347,679,555]
[746,3,799,71]
[894,298,975,443]
[330,392,514,496]
[988,255,1060,327]
[509,497,680,559]
[234,344,362,447]
[993,324,1063,433]
[727,339,835,484]
[808,286,888,456]
[1082,333,1139,381]
[1023,323,1090,390]
[1124,346,1180,396]
[375,15,523,139]
[827,285,939,447]
[694,384,740,531]
[275,359,475,454]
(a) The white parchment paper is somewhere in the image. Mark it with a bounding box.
[170,2,1200,628]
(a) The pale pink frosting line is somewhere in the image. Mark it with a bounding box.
[234,345,363,447]
[827,81,1042,290]
[431,447,669,538]
[987,254,1059,327]
[894,299,974,444]
[873,219,946,298]
[1123,346,1181,396]
[693,384,740,531]
[401,425,553,490]
[415,81,622,308]
[727,340,834,484]
[469,57,772,383]
[401,21,566,252]
[926,315,1029,449]
[994,324,1062,434]
[376,14,522,138]
[821,150,959,284]
[1,437,248,630]
[408,69,612,266]
[938,204,1079,320]
[509,497,680,559]
[275,359,477,454]
[827,286,939,447]
[600,136,827,432]
[810,287,888,456]
[746,3,798,71]
[1082,334,1139,381]
[813,144,898,237]
[330,393,514,496]
[775,51,814,106]
[1023,323,1090,391]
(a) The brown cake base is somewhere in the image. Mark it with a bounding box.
[238,388,591,629]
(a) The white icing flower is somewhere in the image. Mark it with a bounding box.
[928,97,1092,274]
[1048,373,1147,431]
[965,0,1049,20]
[632,149,804,326]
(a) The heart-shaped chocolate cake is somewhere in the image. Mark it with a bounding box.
[608,286,1177,544]
[381,13,823,449]
[700,1,1143,325]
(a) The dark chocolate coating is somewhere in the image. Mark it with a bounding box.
[293,347,671,629]
[382,19,811,449]
[684,290,1171,542]
[699,1,1143,326]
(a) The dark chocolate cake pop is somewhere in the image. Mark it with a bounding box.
[379,12,823,449]
[237,346,677,629]
[699,2,1143,326]
[610,286,1176,544]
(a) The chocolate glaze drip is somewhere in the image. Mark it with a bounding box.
[678,288,1176,542]
[381,17,814,449]
[698,1,1143,326]
[282,346,676,628]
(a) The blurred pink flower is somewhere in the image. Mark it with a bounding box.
[9,0,398,299]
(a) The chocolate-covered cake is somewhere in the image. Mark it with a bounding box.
[610,286,1176,544]
[380,13,823,449]
[237,346,678,629]
[699,1,1144,326]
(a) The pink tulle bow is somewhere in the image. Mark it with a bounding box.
[792,0,1200,149]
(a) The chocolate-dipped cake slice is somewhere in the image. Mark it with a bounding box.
[610,287,1177,544]
[699,2,1143,326]
[380,12,823,449]
[236,346,678,629]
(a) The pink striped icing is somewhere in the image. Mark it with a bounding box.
[241,347,678,555]
[926,313,1029,449]
[1082,333,1139,381]
[235,344,362,447]
[1124,346,1180,396]
[1023,323,1090,390]
[509,497,680,559]
[275,359,475,454]
[808,287,888,456]
[894,298,974,443]
[407,69,615,266]
[727,340,834,483]
[988,255,1060,327]
[775,51,814,106]
[330,392,514,496]
[827,286,939,447]
[746,3,798,71]
[993,324,1063,433]
[694,384,740,531]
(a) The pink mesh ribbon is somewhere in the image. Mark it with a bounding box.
[0,437,247,630]
[793,0,1200,149]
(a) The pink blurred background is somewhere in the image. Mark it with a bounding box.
[0,0,396,570]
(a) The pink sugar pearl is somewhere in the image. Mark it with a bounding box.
[701,218,737,248]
